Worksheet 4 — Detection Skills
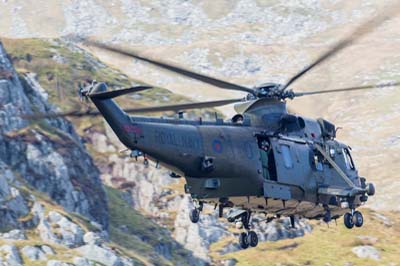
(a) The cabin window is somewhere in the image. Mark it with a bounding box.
[343,148,355,170]
[281,145,293,169]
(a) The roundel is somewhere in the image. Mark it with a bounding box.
[212,139,223,153]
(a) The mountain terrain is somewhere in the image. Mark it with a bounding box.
[1,0,398,210]
[1,1,400,265]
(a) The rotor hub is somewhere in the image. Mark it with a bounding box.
[251,83,295,100]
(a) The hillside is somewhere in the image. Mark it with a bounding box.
[1,0,397,210]
[1,1,400,265]
[0,39,205,266]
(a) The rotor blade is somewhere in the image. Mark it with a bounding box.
[82,39,256,95]
[123,98,244,113]
[281,2,400,91]
[22,98,244,120]
[90,85,152,99]
[22,110,101,120]
[294,81,400,97]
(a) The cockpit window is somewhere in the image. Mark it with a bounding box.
[281,144,294,169]
[343,148,355,170]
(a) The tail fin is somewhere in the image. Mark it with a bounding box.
[89,83,146,148]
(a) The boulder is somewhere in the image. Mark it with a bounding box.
[41,245,56,255]
[37,211,85,248]
[0,229,27,240]
[0,244,23,266]
[47,260,73,266]
[73,257,92,266]
[83,232,102,246]
[21,245,47,261]
[352,245,381,260]
[75,244,133,266]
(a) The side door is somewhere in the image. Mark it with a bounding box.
[270,138,313,190]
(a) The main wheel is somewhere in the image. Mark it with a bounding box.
[247,231,258,247]
[353,211,363,227]
[344,213,354,229]
[189,209,200,223]
[239,232,249,249]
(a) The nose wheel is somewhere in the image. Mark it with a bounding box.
[344,210,363,229]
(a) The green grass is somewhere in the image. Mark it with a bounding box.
[106,186,192,266]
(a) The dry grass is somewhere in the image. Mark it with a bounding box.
[210,208,400,266]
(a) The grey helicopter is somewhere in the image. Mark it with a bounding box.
[26,5,400,249]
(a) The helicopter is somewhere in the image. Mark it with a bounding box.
[25,5,400,249]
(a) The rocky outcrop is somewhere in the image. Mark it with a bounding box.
[174,195,229,262]
[0,160,30,230]
[0,40,108,228]
[34,208,85,248]
[75,244,134,266]
[0,244,23,266]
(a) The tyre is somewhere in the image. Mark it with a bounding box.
[353,211,363,227]
[366,183,375,196]
[344,213,354,229]
[239,232,249,249]
[247,231,258,247]
[189,209,200,223]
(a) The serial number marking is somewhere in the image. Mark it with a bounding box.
[155,130,201,150]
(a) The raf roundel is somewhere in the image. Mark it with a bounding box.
[212,139,223,153]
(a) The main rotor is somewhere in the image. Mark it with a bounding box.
[24,2,400,120]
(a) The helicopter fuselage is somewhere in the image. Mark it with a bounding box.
[91,86,368,220]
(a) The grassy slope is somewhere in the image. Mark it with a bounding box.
[210,209,400,266]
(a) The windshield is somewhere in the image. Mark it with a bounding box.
[343,148,355,170]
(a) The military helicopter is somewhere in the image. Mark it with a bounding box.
[26,6,400,249]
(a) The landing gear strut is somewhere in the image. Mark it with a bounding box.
[344,209,363,229]
[230,210,259,249]
[189,201,203,223]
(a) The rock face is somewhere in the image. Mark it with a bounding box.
[0,244,23,266]
[35,210,85,248]
[0,40,108,228]
[76,244,134,266]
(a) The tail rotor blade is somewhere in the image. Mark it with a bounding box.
[90,85,152,99]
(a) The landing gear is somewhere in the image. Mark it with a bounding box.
[353,211,363,227]
[189,201,203,223]
[247,231,258,247]
[344,210,363,229]
[238,231,258,249]
[227,209,259,249]
[189,209,200,223]
[239,232,249,249]
[344,213,354,229]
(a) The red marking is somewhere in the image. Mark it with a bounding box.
[122,124,142,134]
